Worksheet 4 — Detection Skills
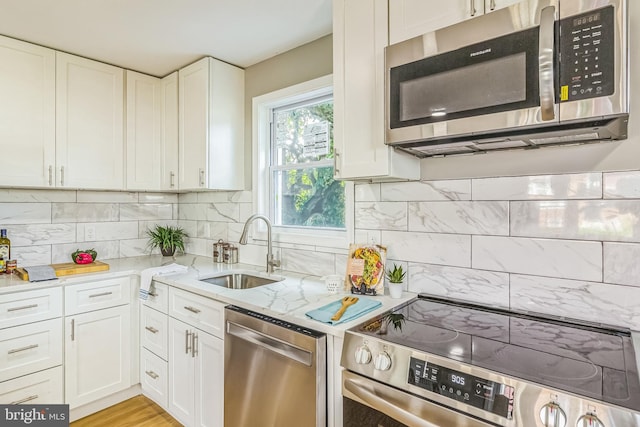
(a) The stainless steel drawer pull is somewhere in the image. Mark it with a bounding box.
[148,291,158,297]
[7,304,39,312]
[89,291,113,298]
[8,344,39,354]
[145,326,159,334]
[11,395,39,405]
[145,370,159,380]
[71,319,75,341]
[48,165,53,186]
[170,171,175,188]
[184,306,201,314]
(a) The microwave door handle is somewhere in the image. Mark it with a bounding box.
[539,5,556,121]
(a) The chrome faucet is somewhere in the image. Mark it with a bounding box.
[239,214,281,273]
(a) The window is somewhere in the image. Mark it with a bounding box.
[271,95,345,229]
[253,75,353,248]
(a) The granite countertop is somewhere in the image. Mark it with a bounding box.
[0,254,415,337]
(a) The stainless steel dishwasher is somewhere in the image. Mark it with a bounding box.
[224,305,326,427]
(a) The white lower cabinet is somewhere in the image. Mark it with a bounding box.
[64,304,132,408]
[141,347,168,408]
[0,366,63,405]
[168,317,223,427]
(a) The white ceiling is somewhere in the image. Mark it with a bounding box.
[0,0,333,77]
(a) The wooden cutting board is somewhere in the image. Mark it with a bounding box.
[16,261,110,281]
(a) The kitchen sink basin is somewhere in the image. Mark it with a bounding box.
[199,272,283,289]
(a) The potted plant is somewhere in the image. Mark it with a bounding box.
[146,225,188,257]
[385,263,406,299]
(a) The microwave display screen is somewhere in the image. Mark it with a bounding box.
[399,53,526,122]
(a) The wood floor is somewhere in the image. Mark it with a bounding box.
[71,395,182,427]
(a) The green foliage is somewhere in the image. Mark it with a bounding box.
[274,99,345,229]
[146,225,188,254]
[385,264,406,283]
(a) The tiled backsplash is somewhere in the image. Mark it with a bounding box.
[2,170,640,329]
[355,171,640,330]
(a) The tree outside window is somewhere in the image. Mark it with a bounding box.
[271,95,345,229]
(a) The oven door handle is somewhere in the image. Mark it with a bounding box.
[538,5,557,121]
[343,371,492,427]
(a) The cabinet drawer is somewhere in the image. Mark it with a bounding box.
[141,305,168,360]
[143,281,168,314]
[0,288,62,329]
[65,276,131,315]
[0,366,63,404]
[141,347,168,409]
[0,318,63,382]
[169,287,225,338]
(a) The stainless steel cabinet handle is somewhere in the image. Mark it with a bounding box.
[539,6,556,121]
[227,321,313,366]
[145,326,159,334]
[191,332,198,358]
[185,330,192,354]
[199,169,205,186]
[470,0,477,16]
[489,0,496,11]
[184,306,201,314]
[11,395,39,405]
[170,171,175,188]
[145,370,159,380]
[71,319,75,341]
[8,344,39,354]
[89,291,113,298]
[148,291,158,297]
[8,304,38,312]
[60,166,65,186]
[48,165,53,186]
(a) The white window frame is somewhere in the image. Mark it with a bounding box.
[252,75,354,249]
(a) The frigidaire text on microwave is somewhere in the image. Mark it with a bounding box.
[385,0,629,157]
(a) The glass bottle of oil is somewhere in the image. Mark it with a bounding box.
[0,229,10,261]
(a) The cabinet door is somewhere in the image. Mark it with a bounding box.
[194,330,223,427]
[56,52,124,190]
[178,58,208,190]
[126,70,162,191]
[333,0,420,181]
[168,318,195,426]
[160,72,179,191]
[178,57,244,191]
[140,348,168,409]
[65,305,132,408]
[141,305,168,360]
[389,0,478,44]
[0,36,55,187]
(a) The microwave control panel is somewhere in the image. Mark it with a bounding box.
[559,6,615,102]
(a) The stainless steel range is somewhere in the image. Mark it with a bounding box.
[341,296,640,427]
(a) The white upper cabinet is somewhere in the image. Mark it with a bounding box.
[161,72,179,191]
[56,52,124,190]
[126,70,162,191]
[389,0,523,44]
[333,0,420,181]
[178,57,244,191]
[0,36,55,187]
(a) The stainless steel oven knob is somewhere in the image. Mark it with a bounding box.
[576,414,604,427]
[539,402,566,427]
[354,345,372,364]
[373,351,392,371]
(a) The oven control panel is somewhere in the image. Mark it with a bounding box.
[408,357,515,420]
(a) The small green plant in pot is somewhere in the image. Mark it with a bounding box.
[385,263,405,298]
[146,225,188,257]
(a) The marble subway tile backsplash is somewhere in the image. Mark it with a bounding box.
[357,171,640,329]
[0,190,180,266]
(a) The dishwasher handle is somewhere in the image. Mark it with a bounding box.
[226,320,313,366]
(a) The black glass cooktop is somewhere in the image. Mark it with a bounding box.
[355,296,640,411]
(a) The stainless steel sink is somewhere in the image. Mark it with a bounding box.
[199,272,283,289]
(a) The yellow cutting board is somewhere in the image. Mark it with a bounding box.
[16,261,110,281]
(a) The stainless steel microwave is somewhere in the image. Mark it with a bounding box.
[385,0,629,157]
